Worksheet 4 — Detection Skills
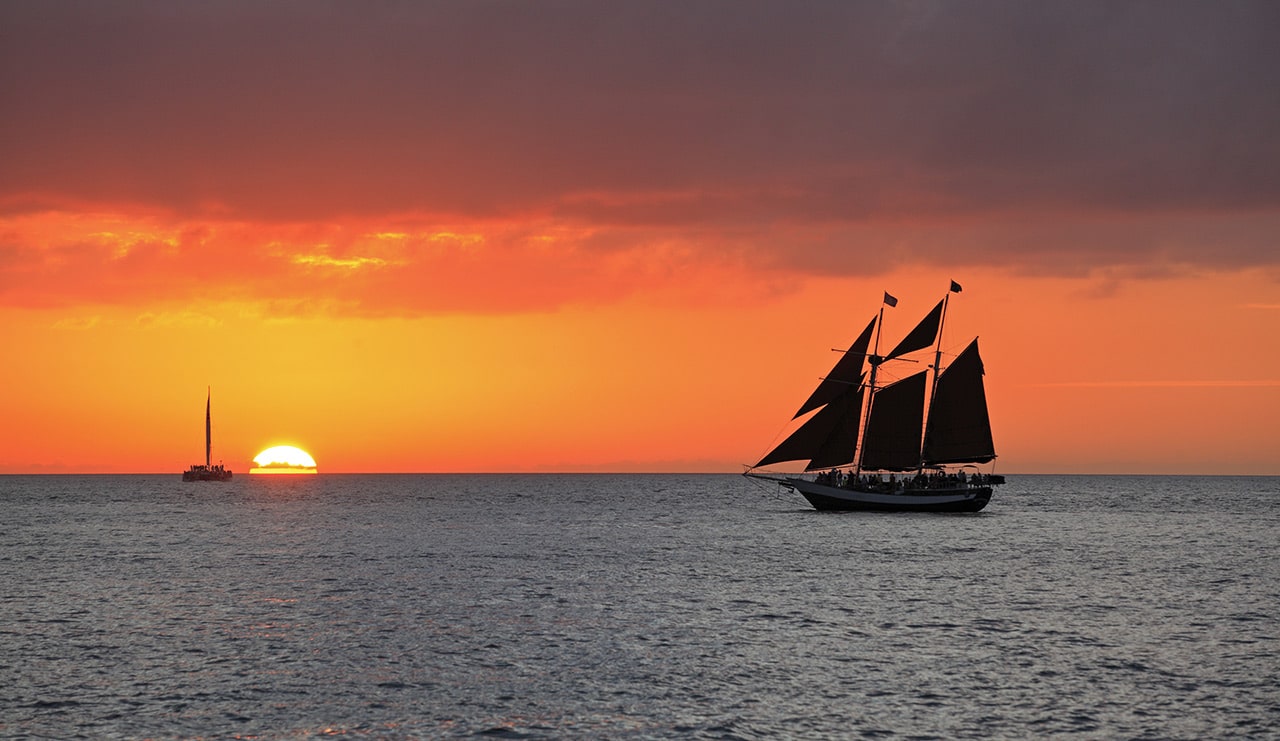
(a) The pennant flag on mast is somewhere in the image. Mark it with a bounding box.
[883,292,898,307]
[950,280,962,293]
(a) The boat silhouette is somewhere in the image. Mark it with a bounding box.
[182,388,232,482]
[746,282,1004,512]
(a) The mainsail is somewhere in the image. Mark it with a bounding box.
[922,339,995,465]
[859,371,927,471]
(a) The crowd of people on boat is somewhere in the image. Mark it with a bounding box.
[814,468,994,492]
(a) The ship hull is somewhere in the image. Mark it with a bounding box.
[787,478,991,512]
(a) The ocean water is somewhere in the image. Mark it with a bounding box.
[2,474,1278,739]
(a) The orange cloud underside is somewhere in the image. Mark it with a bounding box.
[0,209,767,316]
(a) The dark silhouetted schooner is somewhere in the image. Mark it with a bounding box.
[745,282,1004,512]
[182,389,233,482]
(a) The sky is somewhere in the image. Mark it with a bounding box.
[2,1,1278,474]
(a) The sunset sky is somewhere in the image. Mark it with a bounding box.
[2,1,1277,474]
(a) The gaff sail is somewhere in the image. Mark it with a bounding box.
[922,339,996,465]
[859,371,927,471]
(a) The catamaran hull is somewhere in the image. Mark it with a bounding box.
[789,478,991,512]
[183,470,233,482]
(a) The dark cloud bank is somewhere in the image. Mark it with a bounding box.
[3,0,1279,275]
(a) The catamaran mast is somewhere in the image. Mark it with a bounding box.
[205,387,212,469]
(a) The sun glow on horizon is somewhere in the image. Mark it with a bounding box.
[251,445,318,474]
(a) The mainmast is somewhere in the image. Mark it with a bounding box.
[919,281,961,475]
[205,387,212,468]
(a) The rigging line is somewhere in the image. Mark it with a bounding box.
[748,413,811,471]
[815,376,863,386]
[741,471,792,503]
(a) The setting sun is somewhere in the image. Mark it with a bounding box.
[251,445,318,475]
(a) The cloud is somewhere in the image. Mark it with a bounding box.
[0,210,773,314]
[2,1,1279,293]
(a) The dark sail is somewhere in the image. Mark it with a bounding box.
[758,383,863,468]
[756,394,841,468]
[793,317,876,419]
[922,340,996,465]
[805,387,864,470]
[859,371,927,471]
[205,391,212,468]
[886,299,944,360]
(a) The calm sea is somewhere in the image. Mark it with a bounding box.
[2,474,1277,739]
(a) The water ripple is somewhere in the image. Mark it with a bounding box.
[0,473,1277,739]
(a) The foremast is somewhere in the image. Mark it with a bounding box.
[852,294,891,479]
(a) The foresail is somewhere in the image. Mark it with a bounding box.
[757,383,863,469]
[886,299,944,360]
[922,339,996,465]
[859,371,927,471]
[805,387,864,470]
[793,317,876,419]
[756,392,844,468]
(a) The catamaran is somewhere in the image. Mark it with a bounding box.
[182,388,233,482]
[745,282,1004,512]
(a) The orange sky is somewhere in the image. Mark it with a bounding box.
[2,3,1278,474]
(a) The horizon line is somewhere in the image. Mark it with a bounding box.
[1,470,1277,477]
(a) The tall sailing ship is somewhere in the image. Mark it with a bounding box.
[182,389,233,482]
[745,282,1004,512]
